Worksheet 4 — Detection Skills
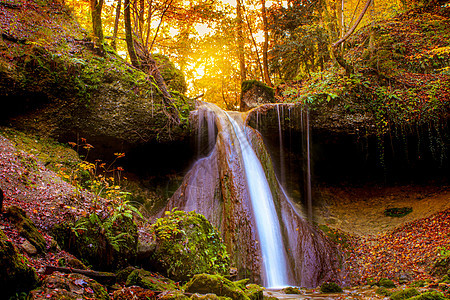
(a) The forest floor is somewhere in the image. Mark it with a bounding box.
[315,184,450,286]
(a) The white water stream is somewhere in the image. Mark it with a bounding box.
[226,113,289,288]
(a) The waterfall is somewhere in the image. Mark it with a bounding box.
[226,113,288,287]
[162,102,342,288]
[276,104,286,187]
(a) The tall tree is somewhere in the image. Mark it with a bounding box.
[124,0,140,67]
[236,0,247,83]
[90,0,105,51]
[261,0,272,86]
[112,0,122,50]
[332,0,373,74]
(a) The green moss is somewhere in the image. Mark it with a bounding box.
[318,224,349,248]
[151,210,229,282]
[409,291,448,300]
[241,80,274,98]
[282,287,302,294]
[378,278,397,288]
[5,205,46,253]
[411,280,427,287]
[384,207,413,218]
[390,288,420,300]
[320,282,343,293]
[52,213,138,271]
[0,229,39,298]
[126,269,178,291]
[153,54,187,94]
[0,127,80,174]
[244,284,264,300]
[376,287,393,296]
[184,274,250,300]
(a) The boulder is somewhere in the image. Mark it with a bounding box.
[150,210,229,282]
[125,268,178,291]
[29,272,110,300]
[51,213,138,271]
[0,229,39,298]
[184,274,250,300]
[5,205,46,253]
[240,80,275,112]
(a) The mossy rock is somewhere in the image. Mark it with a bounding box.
[151,210,229,282]
[320,282,343,293]
[52,213,138,271]
[113,286,158,300]
[411,280,427,287]
[432,256,450,278]
[409,291,448,300]
[126,269,178,291]
[244,284,264,300]
[378,278,397,288]
[0,229,39,298]
[240,80,275,112]
[366,277,378,286]
[390,288,420,300]
[116,266,136,284]
[153,53,187,94]
[440,275,450,283]
[29,273,110,300]
[184,274,250,300]
[5,205,46,253]
[376,287,393,296]
[282,286,302,294]
[190,294,231,300]
[384,207,413,218]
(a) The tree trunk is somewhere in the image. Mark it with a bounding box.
[369,0,375,55]
[124,0,140,67]
[236,0,246,83]
[90,0,104,52]
[261,0,272,87]
[244,12,263,81]
[112,0,122,51]
[332,0,373,74]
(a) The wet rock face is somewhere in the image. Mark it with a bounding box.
[0,229,39,298]
[240,80,275,112]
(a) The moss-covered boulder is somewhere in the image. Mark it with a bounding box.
[432,255,450,278]
[52,213,138,271]
[320,282,343,293]
[153,54,187,94]
[5,205,46,253]
[30,273,110,300]
[125,269,178,291]
[184,274,250,300]
[150,210,229,282]
[378,278,397,288]
[244,284,264,300]
[281,287,302,294]
[409,291,449,300]
[0,229,39,298]
[390,288,420,300]
[240,80,275,112]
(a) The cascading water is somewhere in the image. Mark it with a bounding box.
[226,113,288,287]
[161,102,342,288]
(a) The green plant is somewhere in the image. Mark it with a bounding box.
[378,278,396,288]
[384,207,413,218]
[320,282,343,293]
[390,288,420,300]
